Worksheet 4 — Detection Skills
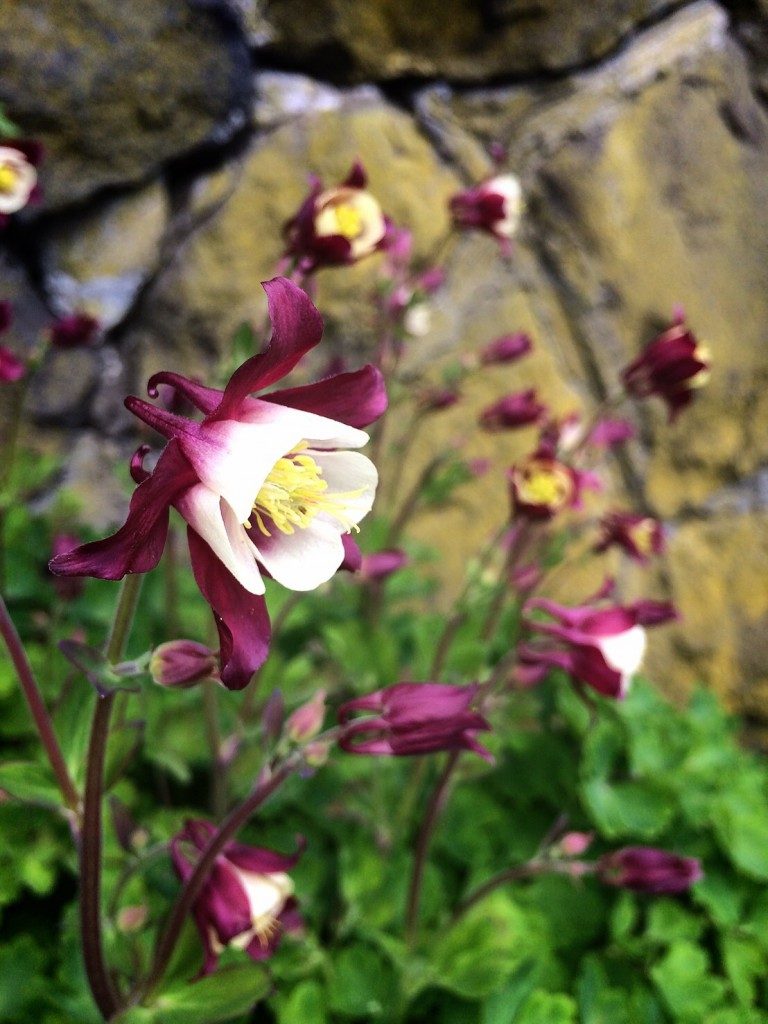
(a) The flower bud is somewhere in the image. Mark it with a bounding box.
[558,831,594,857]
[117,905,148,933]
[49,312,100,349]
[285,690,326,744]
[360,549,408,582]
[597,846,702,894]
[479,332,532,365]
[0,344,25,383]
[149,640,218,689]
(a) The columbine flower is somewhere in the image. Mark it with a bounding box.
[49,312,100,349]
[479,332,532,365]
[449,174,523,253]
[587,418,636,448]
[597,846,702,894]
[150,640,219,689]
[595,511,665,564]
[338,682,492,760]
[480,390,547,431]
[518,595,678,699]
[49,278,387,689]
[0,139,42,222]
[509,454,579,520]
[171,820,303,975]
[621,317,710,421]
[284,161,387,272]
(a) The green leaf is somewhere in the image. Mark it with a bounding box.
[274,980,327,1024]
[481,962,538,1024]
[581,778,673,839]
[645,900,704,946]
[0,761,62,807]
[721,933,766,1006]
[712,794,768,881]
[327,944,397,1018]
[141,963,270,1023]
[514,990,577,1024]
[651,941,727,1022]
[433,893,546,1001]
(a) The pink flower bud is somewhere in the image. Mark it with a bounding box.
[117,905,148,933]
[480,390,547,431]
[559,831,593,857]
[360,549,408,582]
[149,640,218,689]
[286,689,326,743]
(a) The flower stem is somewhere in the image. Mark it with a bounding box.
[451,861,548,922]
[138,755,300,1002]
[80,574,143,1021]
[405,749,460,945]
[0,592,80,813]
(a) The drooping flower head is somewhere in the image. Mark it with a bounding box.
[479,331,532,366]
[49,312,100,349]
[480,389,547,431]
[595,511,665,565]
[518,594,678,699]
[284,161,387,272]
[597,846,702,894]
[0,139,42,224]
[621,316,709,421]
[171,820,304,975]
[338,682,492,761]
[449,174,523,254]
[49,278,387,689]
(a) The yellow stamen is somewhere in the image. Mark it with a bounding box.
[330,202,363,240]
[518,462,573,509]
[628,519,656,556]
[0,163,19,194]
[249,442,362,537]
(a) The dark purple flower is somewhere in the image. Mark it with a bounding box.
[450,174,522,253]
[49,278,387,690]
[150,640,219,689]
[479,332,532,366]
[171,820,304,975]
[284,161,387,272]
[419,386,460,412]
[587,418,636,448]
[597,846,702,894]
[338,682,492,760]
[519,595,678,699]
[621,319,709,421]
[49,533,85,600]
[509,454,579,520]
[596,511,665,564]
[49,312,100,349]
[480,389,547,431]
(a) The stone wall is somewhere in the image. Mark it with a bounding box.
[3,0,768,733]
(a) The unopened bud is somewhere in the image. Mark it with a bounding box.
[150,640,217,689]
[558,831,594,857]
[286,690,326,744]
[117,905,148,933]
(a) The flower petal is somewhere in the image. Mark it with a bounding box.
[177,484,265,595]
[263,364,387,428]
[215,278,323,418]
[147,371,223,415]
[188,528,271,691]
[252,517,345,592]
[48,441,196,580]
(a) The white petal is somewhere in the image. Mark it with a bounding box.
[239,398,369,450]
[237,869,293,921]
[253,518,345,592]
[177,483,265,595]
[184,412,305,523]
[598,625,646,676]
[310,449,378,526]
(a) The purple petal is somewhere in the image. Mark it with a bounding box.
[147,371,223,416]
[215,279,323,419]
[187,528,271,691]
[263,365,387,429]
[48,442,196,580]
[226,835,305,874]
